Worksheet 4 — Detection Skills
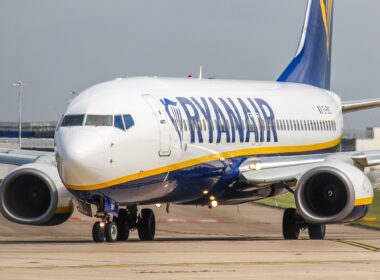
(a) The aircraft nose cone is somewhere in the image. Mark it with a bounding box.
[55,128,106,186]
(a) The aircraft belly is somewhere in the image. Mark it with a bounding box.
[68,143,340,206]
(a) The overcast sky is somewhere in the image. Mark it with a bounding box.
[0,0,379,129]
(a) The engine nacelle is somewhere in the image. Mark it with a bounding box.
[0,162,74,226]
[295,161,373,224]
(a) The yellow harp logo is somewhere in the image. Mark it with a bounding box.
[320,0,333,59]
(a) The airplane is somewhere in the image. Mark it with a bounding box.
[1,0,380,243]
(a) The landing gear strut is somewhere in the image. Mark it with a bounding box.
[282,208,326,240]
[91,205,156,243]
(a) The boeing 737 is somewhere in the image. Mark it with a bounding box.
[1,0,380,242]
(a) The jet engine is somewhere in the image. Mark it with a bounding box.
[0,162,73,226]
[295,161,373,224]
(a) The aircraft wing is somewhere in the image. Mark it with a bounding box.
[342,98,380,113]
[239,151,380,186]
[0,148,54,166]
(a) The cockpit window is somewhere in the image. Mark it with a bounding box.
[114,115,125,130]
[85,115,113,126]
[60,115,85,127]
[123,115,135,129]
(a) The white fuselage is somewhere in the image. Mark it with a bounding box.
[55,77,342,204]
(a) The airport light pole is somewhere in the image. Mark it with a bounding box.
[12,81,26,149]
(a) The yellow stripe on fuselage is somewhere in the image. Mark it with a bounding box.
[65,137,341,191]
[354,197,374,206]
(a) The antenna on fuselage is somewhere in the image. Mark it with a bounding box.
[198,66,203,80]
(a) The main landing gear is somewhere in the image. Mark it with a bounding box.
[282,208,326,240]
[92,205,156,243]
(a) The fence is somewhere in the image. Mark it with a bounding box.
[0,121,57,138]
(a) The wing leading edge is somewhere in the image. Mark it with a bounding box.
[0,148,53,166]
[342,98,380,113]
[239,151,380,186]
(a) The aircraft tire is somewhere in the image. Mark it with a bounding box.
[105,221,118,242]
[282,208,300,240]
[92,221,105,242]
[114,209,130,241]
[137,209,156,241]
[308,223,326,240]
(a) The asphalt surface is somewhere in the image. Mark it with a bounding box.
[0,203,380,279]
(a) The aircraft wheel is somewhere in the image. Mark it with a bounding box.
[114,209,130,241]
[282,208,300,240]
[137,209,156,241]
[105,221,118,242]
[92,221,105,242]
[308,223,326,240]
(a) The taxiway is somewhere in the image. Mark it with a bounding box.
[0,203,379,279]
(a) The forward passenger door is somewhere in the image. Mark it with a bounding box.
[142,94,171,157]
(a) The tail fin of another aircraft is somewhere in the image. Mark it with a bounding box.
[278,0,333,90]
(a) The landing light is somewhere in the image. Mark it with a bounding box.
[155,203,162,208]
[203,190,209,195]
[209,195,216,201]
[211,200,218,208]
[249,163,262,171]
[100,221,106,228]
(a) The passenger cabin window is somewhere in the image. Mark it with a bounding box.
[61,115,84,127]
[275,119,339,133]
[86,115,113,126]
[123,114,135,129]
[114,115,124,130]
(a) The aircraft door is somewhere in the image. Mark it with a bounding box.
[142,94,171,156]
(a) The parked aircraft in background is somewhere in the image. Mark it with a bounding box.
[1,0,380,242]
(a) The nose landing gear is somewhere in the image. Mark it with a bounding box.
[92,221,106,243]
[105,221,118,242]
[91,205,156,243]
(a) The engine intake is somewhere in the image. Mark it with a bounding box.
[0,163,73,226]
[295,162,372,224]
[5,173,52,219]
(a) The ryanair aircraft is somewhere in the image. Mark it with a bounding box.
[1,0,380,242]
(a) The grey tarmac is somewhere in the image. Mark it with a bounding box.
[0,203,379,279]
